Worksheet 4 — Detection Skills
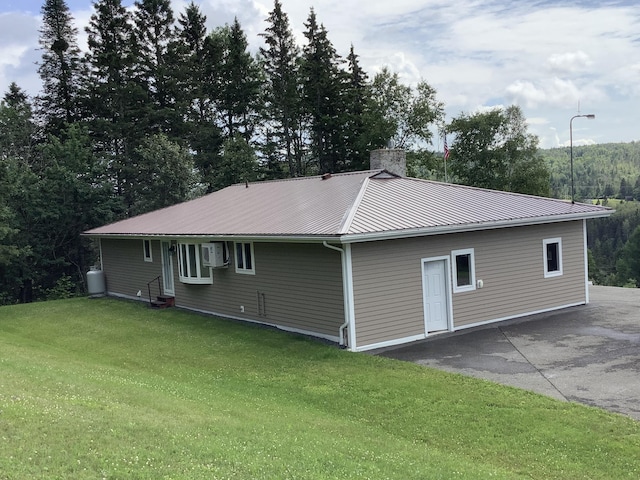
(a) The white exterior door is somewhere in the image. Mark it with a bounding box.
[422,259,449,332]
[161,241,175,296]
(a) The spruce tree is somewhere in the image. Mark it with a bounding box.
[301,8,345,174]
[259,0,303,177]
[37,0,82,134]
[174,2,223,192]
[343,45,372,171]
[213,18,263,142]
[133,0,178,135]
[0,83,37,166]
[0,84,36,303]
[84,0,141,212]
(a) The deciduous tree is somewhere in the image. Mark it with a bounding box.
[368,67,443,150]
[447,105,549,196]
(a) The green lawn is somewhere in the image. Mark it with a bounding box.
[1,298,638,479]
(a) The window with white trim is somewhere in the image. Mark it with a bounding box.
[143,239,153,262]
[177,242,213,284]
[235,242,255,274]
[452,248,476,293]
[543,238,563,278]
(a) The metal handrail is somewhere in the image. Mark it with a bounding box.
[146,275,163,307]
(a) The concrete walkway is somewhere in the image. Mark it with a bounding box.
[378,286,640,421]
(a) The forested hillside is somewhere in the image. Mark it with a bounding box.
[541,143,640,288]
[1,0,637,304]
[542,142,640,201]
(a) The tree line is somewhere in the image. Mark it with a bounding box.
[0,0,553,304]
[542,142,640,202]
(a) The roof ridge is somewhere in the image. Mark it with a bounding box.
[338,176,371,234]
[230,169,382,187]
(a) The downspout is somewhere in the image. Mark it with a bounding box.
[323,241,352,348]
[583,219,590,304]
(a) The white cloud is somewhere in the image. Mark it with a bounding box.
[547,51,592,73]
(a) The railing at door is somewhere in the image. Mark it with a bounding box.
[147,275,163,307]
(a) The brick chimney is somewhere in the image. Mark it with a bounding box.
[370,149,406,177]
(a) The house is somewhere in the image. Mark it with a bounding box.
[84,149,613,352]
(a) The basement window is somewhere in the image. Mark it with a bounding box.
[452,248,476,293]
[177,242,213,284]
[543,238,563,278]
[143,239,153,262]
[235,242,255,275]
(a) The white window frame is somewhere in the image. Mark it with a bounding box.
[177,242,213,284]
[451,248,476,293]
[235,242,255,275]
[543,238,563,278]
[143,239,153,262]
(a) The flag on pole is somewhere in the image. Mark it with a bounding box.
[444,135,450,160]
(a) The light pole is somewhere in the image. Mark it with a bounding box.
[570,114,595,203]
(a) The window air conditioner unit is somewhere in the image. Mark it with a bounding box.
[202,242,226,268]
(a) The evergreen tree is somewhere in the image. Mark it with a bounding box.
[343,45,374,171]
[174,2,223,192]
[34,124,117,294]
[173,1,208,125]
[0,85,36,303]
[214,133,260,189]
[259,0,304,177]
[0,83,37,166]
[212,18,263,142]
[37,0,82,134]
[84,0,142,212]
[300,8,345,174]
[133,0,178,135]
[617,224,640,287]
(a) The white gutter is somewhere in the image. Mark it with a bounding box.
[82,233,342,244]
[323,241,354,350]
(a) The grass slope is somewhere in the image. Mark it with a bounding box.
[1,298,639,479]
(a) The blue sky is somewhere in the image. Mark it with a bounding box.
[1,0,639,149]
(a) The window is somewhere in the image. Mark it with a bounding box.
[177,242,212,284]
[543,238,563,278]
[143,239,153,262]
[235,242,255,274]
[452,248,476,293]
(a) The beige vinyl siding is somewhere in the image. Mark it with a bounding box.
[102,239,344,338]
[350,221,586,348]
[101,239,163,299]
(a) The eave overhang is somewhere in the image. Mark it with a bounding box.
[338,210,614,244]
[82,209,613,245]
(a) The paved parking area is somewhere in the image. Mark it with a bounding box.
[377,286,640,421]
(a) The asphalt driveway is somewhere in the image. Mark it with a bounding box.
[377,286,640,421]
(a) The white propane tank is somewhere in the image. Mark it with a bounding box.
[87,266,106,296]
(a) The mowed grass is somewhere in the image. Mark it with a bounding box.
[0,298,639,479]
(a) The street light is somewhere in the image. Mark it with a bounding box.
[570,114,595,203]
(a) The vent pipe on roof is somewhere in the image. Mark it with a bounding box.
[370,149,406,177]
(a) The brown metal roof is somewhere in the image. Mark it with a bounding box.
[84,170,612,240]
